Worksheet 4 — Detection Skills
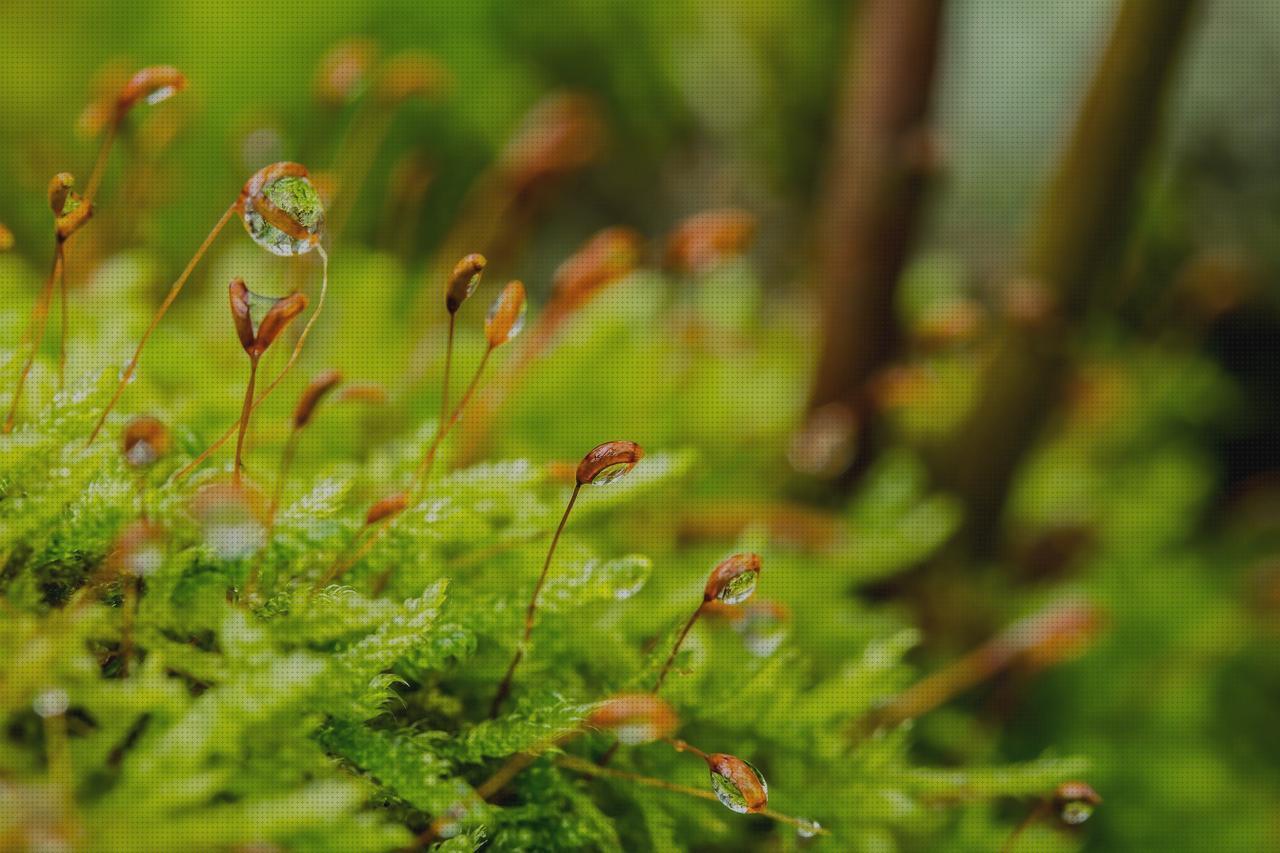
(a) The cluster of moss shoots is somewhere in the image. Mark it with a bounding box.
[0,60,1104,850]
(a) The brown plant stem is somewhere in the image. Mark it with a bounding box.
[808,0,946,470]
[1000,800,1050,853]
[929,0,1201,553]
[83,119,119,207]
[232,356,261,485]
[440,313,456,426]
[87,202,238,447]
[653,605,703,693]
[490,483,580,718]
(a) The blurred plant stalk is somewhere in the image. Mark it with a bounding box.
[808,0,946,477]
[930,0,1201,554]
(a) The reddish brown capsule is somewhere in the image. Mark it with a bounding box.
[446,253,487,314]
[664,209,757,274]
[48,173,75,216]
[116,66,187,114]
[499,92,603,190]
[293,370,343,429]
[576,441,643,486]
[703,553,761,605]
[340,384,389,404]
[48,173,92,240]
[484,281,527,348]
[0,223,12,252]
[366,492,409,525]
[552,227,643,310]
[705,753,768,814]
[313,38,379,106]
[587,694,679,746]
[109,520,168,578]
[121,416,172,468]
[229,279,308,358]
[376,51,450,104]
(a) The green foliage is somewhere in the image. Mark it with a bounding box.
[0,238,1087,850]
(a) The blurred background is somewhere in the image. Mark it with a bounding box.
[2,0,1280,849]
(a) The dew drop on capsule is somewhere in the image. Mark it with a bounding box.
[601,554,651,600]
[1059,799,1095,825]
[243,174,325,256]
[485,291,527,340]
[716,570,758,605]
[706,753,762,814]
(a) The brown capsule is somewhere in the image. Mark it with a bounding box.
[228,279,309,357]
[116,66,187,114]
[366,492,409,525]
[0,223,12,252]
[576,440,643,486]
[484,281,527,348]
[48,173,75,216]
[499,92,604,190]
[121,416,172,468]
[705,753,768,814]
[48,173,93,240]
[340,383,389,404]
[1053,782,1101,825]
[313,38,379,106]
[293,369,343,429]
[376,51,450,104]
[664,209,757,274]
[253,293,308,356]
[445,253,487,314]
[228,278,256,352]
[108,520,168,578]
[552,227,643,310]
[587,694,679,746]
[703,553,761,605]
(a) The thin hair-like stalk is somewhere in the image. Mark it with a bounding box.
[86,202,237,446]
[232,357,260,485]
[490,482,579,718]
[5,251,63,433]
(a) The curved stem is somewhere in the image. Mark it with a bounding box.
[87,202,237,447]
[174,244,329,479]
[83,119,120,207]
[415,346,491,483]
[491,483,580,718]
[5,249,64,433]
[653,605,703,693]
[1000,800,1050,853]
[233,355,260,485]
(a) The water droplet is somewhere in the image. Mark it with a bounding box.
[485,290,527,341]
[600,554,651,600]
[33,688,70,719]
[797,820,821,839]
[589,462,631,485]
[707,754,768,814]
[243,174,324,256]
[1059,800,1095,825]
[716,570,758,605]
[145,85,177,105]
